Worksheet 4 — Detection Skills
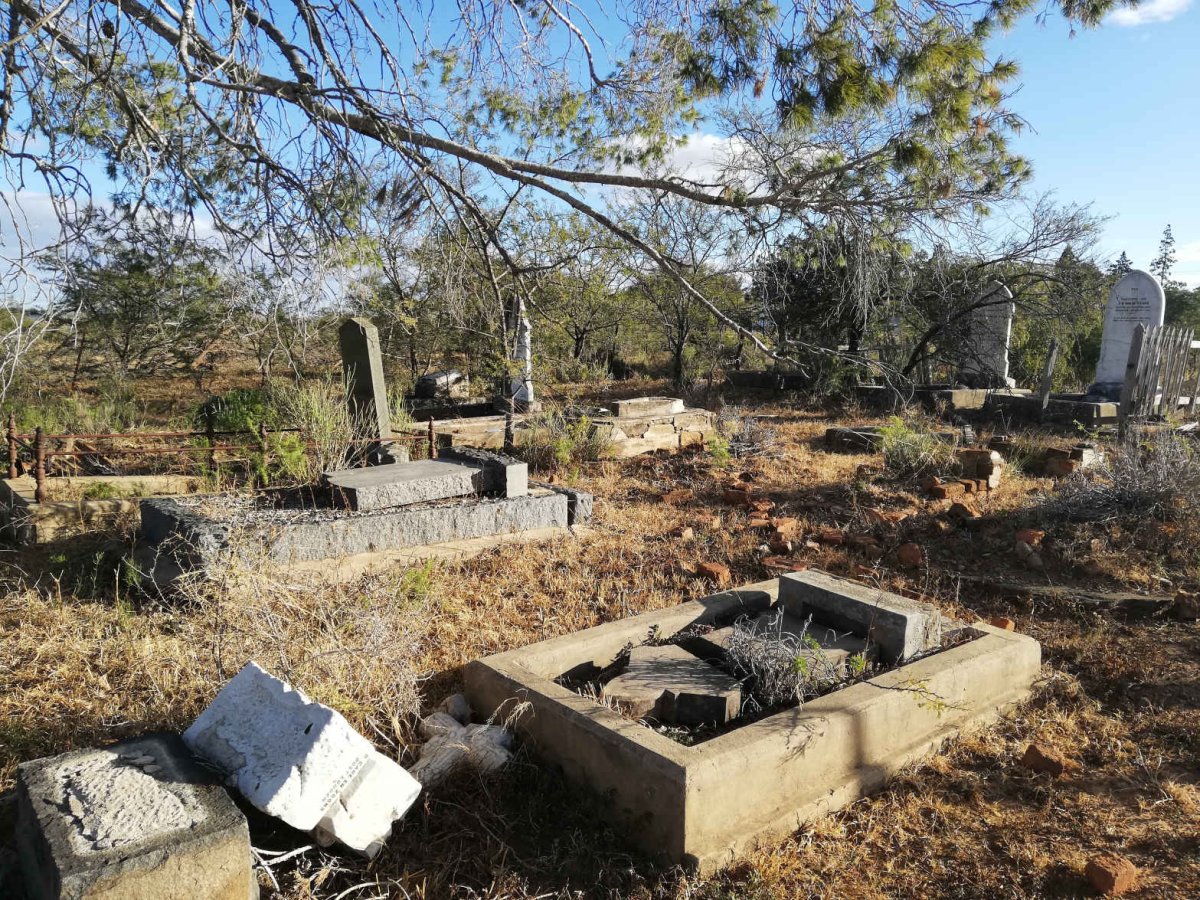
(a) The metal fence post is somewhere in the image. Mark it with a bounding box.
[7,413,17,480]
[427,419,436,459]
[33,426,47,503]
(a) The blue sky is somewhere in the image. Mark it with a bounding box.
[993,1,1200,283]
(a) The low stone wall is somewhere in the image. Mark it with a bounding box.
[985,392,1118,426]
[588,408,716,458]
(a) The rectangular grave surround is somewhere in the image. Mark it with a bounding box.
[141,486,576,573]
[466,576,1040,873]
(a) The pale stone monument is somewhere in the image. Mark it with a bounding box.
[960,282,1016,388]
[338,317,397,462]
[1089,270,1165,400]
[183,661,422,858]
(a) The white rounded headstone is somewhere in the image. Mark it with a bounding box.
[1093,270,1166,391]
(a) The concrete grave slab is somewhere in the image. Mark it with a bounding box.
[15,733,256,900]
[613,397,685,418]
[183,662,421,858]
[325,459,486,511]
[778,570,942,663]
[601,643,742,726]
[466,575,1038,873]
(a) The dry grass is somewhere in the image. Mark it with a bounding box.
[2,408,1199,898]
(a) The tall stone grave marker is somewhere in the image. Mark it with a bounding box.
[1090,270,1165,400]
[960,282,1016,388]
[339,317,396,463]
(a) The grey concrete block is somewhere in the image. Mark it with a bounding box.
[778,570,942,663]
[326,459,486,511]
[435,447,528,498]
[530,483,593,526]
[16,733,256,900]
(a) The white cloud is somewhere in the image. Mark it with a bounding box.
[1108,0,1192,27]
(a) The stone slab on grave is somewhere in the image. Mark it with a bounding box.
[15,733,256,900]
[1089,270,1166,400]
[436,446,529,499]
[326,459,487,511]
[184,661,421,858]
[778,569,942,663]
[613,397,685,418]
[600,643,742,726]
[466,575,1038,873]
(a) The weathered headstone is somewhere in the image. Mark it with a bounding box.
[16,733,256,900]
[183,662,421,858]
[338,317,395,462]
[960,282,1015,388]
[601,643,742,726]
[1090,270,1166,400]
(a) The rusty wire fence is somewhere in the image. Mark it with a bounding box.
[6,414,438,503]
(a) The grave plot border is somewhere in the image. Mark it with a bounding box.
[466,578,1040,874]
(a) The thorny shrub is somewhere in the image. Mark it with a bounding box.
[1041,430,1200,523]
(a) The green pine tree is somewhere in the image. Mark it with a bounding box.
[1151,226,1177,287]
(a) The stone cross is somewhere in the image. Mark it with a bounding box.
[959,282,1015,388]
[338,317,395,462]
[1090,270,1165,399]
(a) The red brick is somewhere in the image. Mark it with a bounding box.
[762,556,808,572]
[959,479,977,494]
[816,530,845,546]
[948,501,980,521]
[1085,854,1138,896]
[989,616,1015,631]
[747,517,772,529]
[1015,528,1045,546]
[1044,457,1080,478]
[897,543,923,568]
[661,488,693,505]
[722,488,753,506]
[696,561,731,586]
[930,482,966,500]
[771,517,800,538]
[1020,743,1074,777]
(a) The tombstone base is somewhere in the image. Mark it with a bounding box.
[1084,382,1124,403]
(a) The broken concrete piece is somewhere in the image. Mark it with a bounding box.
[779,570,943,663]
[601,643,742,726]
[326,459,486,511]
[410,715,514,789]
[437,693,472,725]
[183,662,421,858]
[16,733,256,900]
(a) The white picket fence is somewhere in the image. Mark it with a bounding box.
[1118,324,1200,433]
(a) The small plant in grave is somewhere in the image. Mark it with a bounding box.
[724,609,872,712]
[877,416,958,479]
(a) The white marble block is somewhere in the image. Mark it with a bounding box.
[183,661,421,858]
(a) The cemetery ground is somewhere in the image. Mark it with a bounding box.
[1,393,1199,898]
